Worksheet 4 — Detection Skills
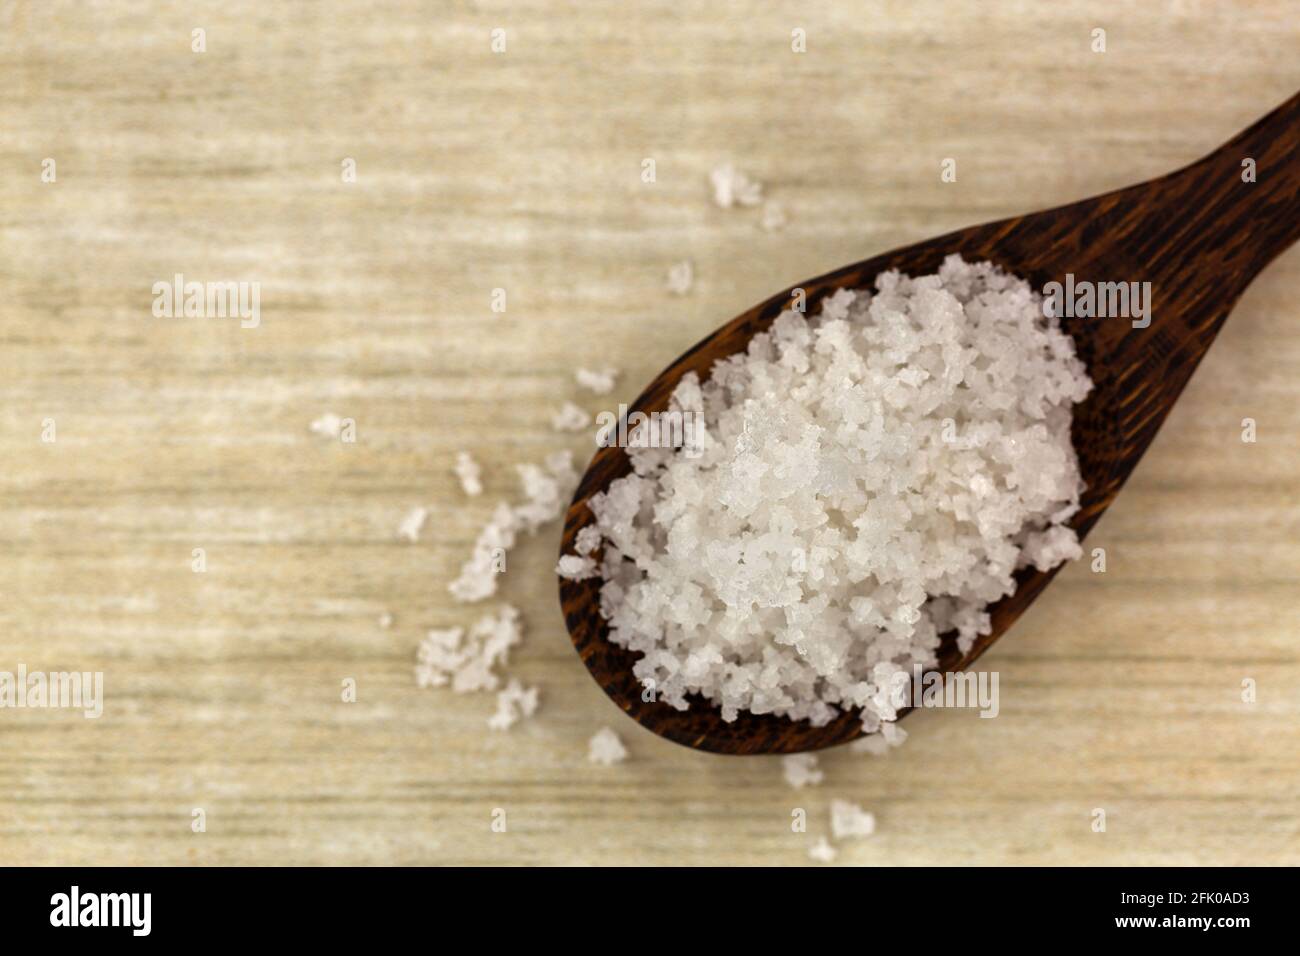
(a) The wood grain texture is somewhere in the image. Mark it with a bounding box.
[1,0,1298,864]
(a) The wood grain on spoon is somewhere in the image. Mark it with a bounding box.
[559,89,1300,755]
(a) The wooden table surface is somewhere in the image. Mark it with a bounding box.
[2,1,1298,866]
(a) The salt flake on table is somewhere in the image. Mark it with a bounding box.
[830,799,876,840]
[808,837,837,863]
[415,604,523,694]
[575,367,619,395]
[782,754,823,789]
[488,678,539,731]
[587,727,628,765]
[309,412,343,438]
[454,451,483,497]
[551,401,590,432]
[710,163,763,208]
[398,507,427,543]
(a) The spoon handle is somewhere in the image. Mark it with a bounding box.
[1157,89,1300,293]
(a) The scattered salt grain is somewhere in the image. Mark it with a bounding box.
[710,163,763,208]
[587,727,629,765]
[574,525,602,556]
[397,506,427,543]
[575,367,619,395]
[454,451,483,497]
[511,451,579,533]
[761,201,787,232]
[309,412,343,439]
[487,678,540,730]
[449,451,579,603]
[782,754,824,789]
[415,604,523,693]
[808,837,837,863]
[830,799,876,840]
[1020,523,1084,572]
[570,256,1092,735]
[378,612,393,629]
[666,260,694,296]
[556,554,599,581]
[448,503,517,603]
[551,401,591,433]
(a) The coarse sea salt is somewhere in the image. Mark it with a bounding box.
[710,163,763,208]
[309,412,344,439]
[450,451,579,603]
[782,753,824,789]
[808,837,837,863]
[398,506,427,543]
[830,799,876,839]
[564,256,1092,737]
[575,367,619,395]
[551,401,591,433]
[415,604,524,693]
[454,451,483,497]
[488,678,540,731]
[555,554,598,581]
[587,727,629,765]
[574,525,602,556]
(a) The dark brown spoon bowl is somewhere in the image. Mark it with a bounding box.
[560,90,1300,754]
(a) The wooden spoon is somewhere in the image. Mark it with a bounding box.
[559,90,1300,755]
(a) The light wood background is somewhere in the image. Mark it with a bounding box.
[1,0,1298,866]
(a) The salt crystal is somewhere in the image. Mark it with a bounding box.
[1021,523,1084,572]
[448,503,517,603]
[378,612,393,629]
[415,605,524,694]
[576,367,619,395]
[398,507,427,543]
[808,837,837,863]
[487,678,540,730]
[556,554,598,581]
[879,720,907,748]
[454,451,483,497]
[414,627,462,689]
[782,753,824,789]
[587,727,628,765]
[309,412,343,438]
[709,163,763,208]
[830,799,876,839]
[551,401,591,433]
[574,525,602,556]
[511,451,579,533]
[449,451,579,603]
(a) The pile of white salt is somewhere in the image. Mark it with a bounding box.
[561,255,1092,735]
